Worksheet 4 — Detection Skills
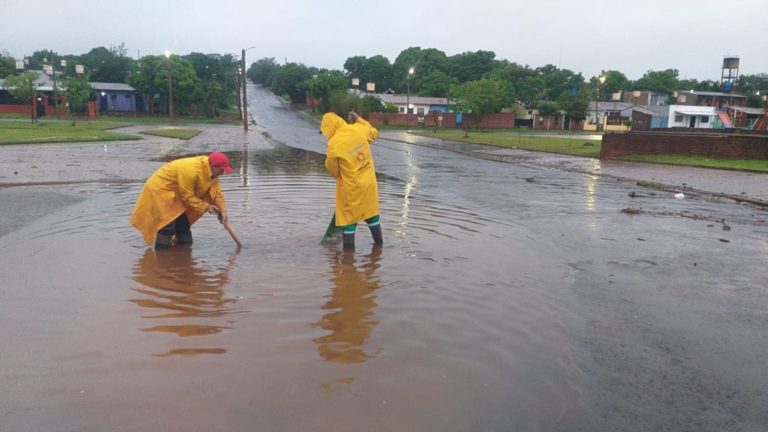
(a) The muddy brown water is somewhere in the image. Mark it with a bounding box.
[1,146,579,431]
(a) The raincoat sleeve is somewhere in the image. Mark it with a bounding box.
[177,167,210,214]
[325,142,341,178]
[210,181,227,212]
[353,117,379,143]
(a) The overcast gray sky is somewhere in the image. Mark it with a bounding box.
[2,0,766,81]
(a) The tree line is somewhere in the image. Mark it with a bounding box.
[248,46,768,122]
[1,44,242,121]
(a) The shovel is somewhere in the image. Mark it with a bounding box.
[320,213,341,244]
[214,208,242,248]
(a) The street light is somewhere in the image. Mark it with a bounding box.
[165,51,174,121]
[406,67,414,131]
[242,46,256,131]
[595,75,605,131]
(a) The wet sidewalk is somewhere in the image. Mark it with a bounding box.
[380,130,768,206]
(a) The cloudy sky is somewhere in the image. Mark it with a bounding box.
[2,0,766,81]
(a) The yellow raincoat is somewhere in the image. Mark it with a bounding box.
[322,113,380,226]
[130,155,227,245]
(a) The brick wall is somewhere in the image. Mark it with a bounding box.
[367,112,516,129]
[0,104,31,115]
[601,131,768,160]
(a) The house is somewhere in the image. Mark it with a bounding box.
[0,71,138,117]
[0,71,65,117]
[622,90,671,106]
[667,105,717,128]
[374,94,450,116]
[91,82,137,113]
[585,101,640,132]
[630,105,670,130]
[674,90,747,109]
[725,105,767,129]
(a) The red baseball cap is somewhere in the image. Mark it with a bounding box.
[209,152,233,174]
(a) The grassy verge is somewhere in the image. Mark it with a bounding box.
[413,129,602,157]
[140,128,202,140]
[0,121,140,144]
[99,114,233,125]
[618,154,768,172]
[0,113,30,119]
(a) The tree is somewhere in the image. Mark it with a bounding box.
[62,76,92,125]
[557,91,589,123]
[127,56,162,114]
[306,71,348,112]
[538,64,586,101]
[537,100,560,130]
[592,70,629,97]
[447,50,496,83]
[363,55,394,94]
[3,71,39,122]
[80,44,136,83]
[270,62,312,103]
[486,61,539,107]
[0,51,15,78]
[633,69,679,93]
[247,57,279,86]
[393,47,449,92]
[449,78,506,135]
[152,55,198,115]
[417,70,458,97]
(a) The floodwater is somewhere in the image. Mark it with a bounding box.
[1,146,582,431]
[1,85,767,431]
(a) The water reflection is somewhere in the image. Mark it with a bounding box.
[130,247,238,357]
[313,247,383,363]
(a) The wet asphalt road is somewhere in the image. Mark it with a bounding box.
[248,85,768,431]
[0,84,766,431]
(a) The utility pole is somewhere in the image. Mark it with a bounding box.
[241,46,256,132]
[242,48,248,131]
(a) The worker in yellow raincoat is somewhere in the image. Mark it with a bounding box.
[321,112,382,251]
[130,152,233,249]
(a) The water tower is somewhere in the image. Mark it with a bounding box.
[721,56,739,92]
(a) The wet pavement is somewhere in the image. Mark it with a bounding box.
[379,130,768,206]
[0,84,767,431]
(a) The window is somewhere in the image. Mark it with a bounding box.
[700,116,709,123]
[674,114,684,122]
[399,107,405,113]
[417,108,425,116]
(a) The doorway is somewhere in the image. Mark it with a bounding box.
[688,116,696,128]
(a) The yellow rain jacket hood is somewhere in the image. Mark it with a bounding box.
[130,155,227,245]
[322,113,380,226]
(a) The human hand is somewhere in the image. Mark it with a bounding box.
[347,111,359,124]
[208,205,227,223]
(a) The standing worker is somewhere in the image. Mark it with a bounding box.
[321,111,383,251]
[131,151,233,249]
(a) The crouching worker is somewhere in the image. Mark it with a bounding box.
[321,111,383,251]
[130,151,233,249]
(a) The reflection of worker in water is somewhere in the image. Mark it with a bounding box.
[130,152,233,249]
[312,247,382,363]
[321,112,383,251]
[131,247,236,321]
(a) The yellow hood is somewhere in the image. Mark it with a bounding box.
[320,113,347,140]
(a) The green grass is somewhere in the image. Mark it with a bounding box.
[0,113,30,119]
[618,154,768,172]
[413,129,602,157]
[0,121,140,144]
[98,114,233,125]
[140,128,202,140]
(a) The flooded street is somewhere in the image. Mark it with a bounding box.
[1,85,767,431]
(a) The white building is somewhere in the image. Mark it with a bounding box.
[667,105,717,129]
